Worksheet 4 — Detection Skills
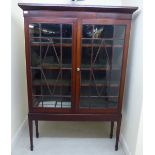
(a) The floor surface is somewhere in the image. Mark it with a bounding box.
[12,121,125,155]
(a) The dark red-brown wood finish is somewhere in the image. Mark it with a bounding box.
[19,3,138,151]
[18,3,137,13]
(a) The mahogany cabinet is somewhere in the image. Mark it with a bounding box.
[18,3,138,151]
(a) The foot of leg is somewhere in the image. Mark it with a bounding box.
[28,116,33,151]
[110,121,114,138]
[30,145,33,151]
[35,120,39,138]
[115,145,118,151]
[115,118,121,151]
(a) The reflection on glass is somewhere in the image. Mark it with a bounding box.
[112,48,123,68]
[94,25,114,38]
[41,24,60,37]
[114,40,124,46]
[110,70,122,82]
[114,25,125,38]
[82,25,93,38]
[94,25,104,38]
[29,23,40,37]
[33,96,71,108]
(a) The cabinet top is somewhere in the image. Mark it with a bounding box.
[18,3,138,14]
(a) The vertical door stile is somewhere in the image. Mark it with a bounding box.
[117,21,131,113]
[75,19,82,112]
[71,20,77,113]
[24,18,33,112]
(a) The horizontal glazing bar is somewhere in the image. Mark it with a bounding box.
[80,96,118,98]
[32,95,71,97]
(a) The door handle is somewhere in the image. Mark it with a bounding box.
[76,67,80,72]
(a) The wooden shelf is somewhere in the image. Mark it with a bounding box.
[32,79,119,87]
[81,64,121,70]
[82,38,124,40]
[31,64,120,70]
[31,42,72,47]
[82,44,123,48]
[31,64,72,70]
[31,37,72,39]
[32,94,71,98]
[31,42,123,48]
[81,80,119,87]
[32,94,117,98]
[32,79,70,86]
[80,95,118,98]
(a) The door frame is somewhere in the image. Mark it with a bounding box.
[75,18,131,114]
[24,17,77,113]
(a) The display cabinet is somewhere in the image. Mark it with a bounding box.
[18,3,138,151]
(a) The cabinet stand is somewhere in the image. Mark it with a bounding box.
[28,113,122,151]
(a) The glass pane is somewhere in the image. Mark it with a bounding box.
[62,38,72,44]
[40,37,60,44]
[93,47,112,68]
[32,96,42,107]
[112,47,123,68]
[33,96,71,108]
[110,70,122,82]
[43,96,71,108]
[80,24,125,109]
[93,70,109,83]
[80,97,117,108]
[62,47,72,66]
[31,46,41,66]
[30,23,72,109]
[29,23,40,37]
[80,86,90,96]
[81,70,90,85]
[114,25,125,38]
[114,40,124,46]
[81,47,91,68]
[82,39,92,45]
[94,25,114,38]
[93,39,113,46]
[41,24,60,37]
[62,24,72,38]
[62,70,72,86]
[82,25,93,38]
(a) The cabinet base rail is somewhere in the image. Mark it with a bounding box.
[28,113,122,151]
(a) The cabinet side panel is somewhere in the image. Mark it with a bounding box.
[24,17,33,112]
[118,20,131,113]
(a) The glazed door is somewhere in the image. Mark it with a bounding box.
[76,19,127,113]
[26,18,77,113]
